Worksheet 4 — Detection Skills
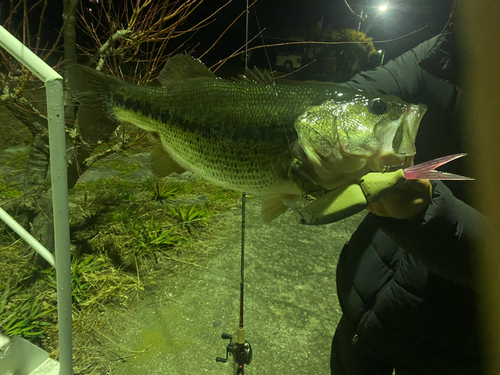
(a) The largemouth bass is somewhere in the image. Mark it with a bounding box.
[68,55,426,221]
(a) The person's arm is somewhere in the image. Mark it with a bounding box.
[374,180,485,288]
[337,36,441,101]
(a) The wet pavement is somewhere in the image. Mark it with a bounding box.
[105,195,365,375]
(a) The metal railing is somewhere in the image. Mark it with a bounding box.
[0,26,73,375]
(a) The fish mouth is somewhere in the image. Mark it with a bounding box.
[391,103,427,156]
[406,103,427,141]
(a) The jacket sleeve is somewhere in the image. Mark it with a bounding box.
[376,180,485,288]
[337,36,440,101]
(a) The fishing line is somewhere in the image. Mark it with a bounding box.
[245,0,250,71]
[240,1,249,372]
[421,5,453,61]
[238,4,251,374]
[252,5,276,87]
[216,2,253,373]
[251,1,298,167]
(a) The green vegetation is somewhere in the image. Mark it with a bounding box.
[0,177,22,198]
[0,150,239,365]
[104,157,144,174]
[167,204,207,227]
[70,176,137,196]
[125,218,183,258]
[0,247,56,340]
[141,176,178,202]
[1,292,55,338]
[0,147,30,168]
[41,255,107,307]
[208,188,241,202]
[305,26,379,80]
[326,28,377,58]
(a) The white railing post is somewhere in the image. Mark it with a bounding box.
[0,26,73,375]
[0,207,56,267]
[46,77,73,375]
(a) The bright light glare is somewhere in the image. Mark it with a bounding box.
[379,4,388,11]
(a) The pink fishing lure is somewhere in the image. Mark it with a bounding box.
[404,153,474,180]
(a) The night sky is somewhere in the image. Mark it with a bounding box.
[192,0,454,64]
[1,0,454,69]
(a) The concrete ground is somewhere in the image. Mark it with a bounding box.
[0,120,366,374]
[104,196,365,375]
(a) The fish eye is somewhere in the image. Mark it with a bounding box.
[369,98,388,115]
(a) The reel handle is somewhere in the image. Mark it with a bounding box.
[215,332,252,366]
[216,333,236,363]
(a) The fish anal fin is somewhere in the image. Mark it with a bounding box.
[158,55,216,86]
[261,194,299,222]
[149,144,187,177]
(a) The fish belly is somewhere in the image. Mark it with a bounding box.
[112,106,300,196]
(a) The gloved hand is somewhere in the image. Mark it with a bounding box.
[366,179,432,220]
[296,169,408,225]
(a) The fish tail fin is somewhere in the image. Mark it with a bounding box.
[67,65,123,144]
[404,153,474,180]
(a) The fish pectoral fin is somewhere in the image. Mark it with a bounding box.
[261,194,299,222]
[149,144,187,177]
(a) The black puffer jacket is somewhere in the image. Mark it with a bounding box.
[333,34,487,374]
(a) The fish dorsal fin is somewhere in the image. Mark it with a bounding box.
[232,67,275,86]
[158,54,216,86]
[148,134,187,177]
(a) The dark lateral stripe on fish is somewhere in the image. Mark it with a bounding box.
[111,90,295,143]
[112,92,171,124]
[175,117,295,143]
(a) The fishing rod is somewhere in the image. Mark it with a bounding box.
[215,192,253,373]
[215,2,253,373]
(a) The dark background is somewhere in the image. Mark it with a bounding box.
[0,0,454,71]
[190,0,454,65]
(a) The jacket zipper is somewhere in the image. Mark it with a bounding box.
[351,333,359,345]
[351,310,371,346]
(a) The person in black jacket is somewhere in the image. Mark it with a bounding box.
[330,13,487,375]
